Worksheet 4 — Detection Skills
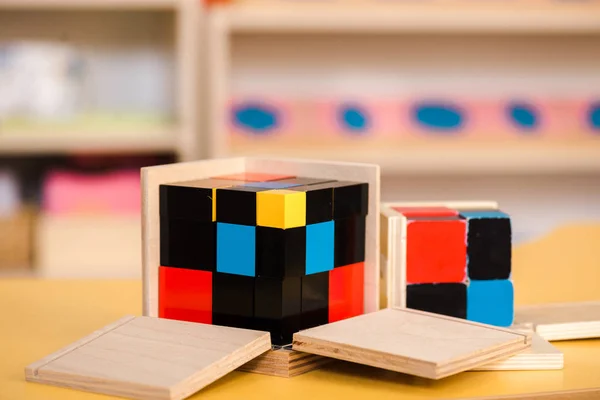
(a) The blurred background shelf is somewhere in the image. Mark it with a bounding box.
[0,0,178,10]
[227,137,600,175]
[214,0,600,34]
[0,131,178,155]
[0,0,201,278]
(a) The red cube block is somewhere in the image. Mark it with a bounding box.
[392,206,458,218]
[406,217,467,284]
[328,262,364,323]
[159,266,212,324]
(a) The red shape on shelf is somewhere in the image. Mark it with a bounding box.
[406,218,467,284]
[159,266,212,324]
[328,262,364,323]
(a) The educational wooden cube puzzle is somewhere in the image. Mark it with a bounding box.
[380,201,514,327]
[142,158,380,348]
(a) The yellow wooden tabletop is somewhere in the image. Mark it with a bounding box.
[0,276,598,400]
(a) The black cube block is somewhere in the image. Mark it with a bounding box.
[256,226,306,278]
[462,211,512,280]
[301,271,329,330]
[216,186,270,226]
[406,283,467,319]
[254,277,301,345]
[276,177,337,187]
[160,179,244,222]
[332,181,368,219]
[334,216,366,267]
[289,183,334,225]
[160,181,213,222]
[212,272,255,330]
[160,218,216,271]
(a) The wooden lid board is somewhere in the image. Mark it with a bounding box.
[474,333,563,371]
[25,316,271,400]
[292,308,532,379]
[515,301,600,341]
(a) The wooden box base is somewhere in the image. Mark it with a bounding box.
[238,346,331,378]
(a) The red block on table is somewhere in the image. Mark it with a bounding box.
[328,262,364,323]
[406,218,466,284]
[159,266,212,324]
[392,206,458,218]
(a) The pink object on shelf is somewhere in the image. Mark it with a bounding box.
[42,170,141,215]
[313,98,405,137]
[471,97,592,138]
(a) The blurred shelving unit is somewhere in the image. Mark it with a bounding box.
[0,0,203,278]
[206,0,600,175]
[0,0,202,160]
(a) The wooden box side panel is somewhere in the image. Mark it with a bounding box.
[142,157,247,317]
[246,157,380,313]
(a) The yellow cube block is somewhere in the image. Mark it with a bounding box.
[257,190,306,229]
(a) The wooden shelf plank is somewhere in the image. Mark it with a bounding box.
[216,0,600,34]
[0,130,178,154]
[225,137,600,175]
[0,0,178,10]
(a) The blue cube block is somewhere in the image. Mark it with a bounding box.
[306,221,334,275]
[467,279,514,327]
[242,181,303,190]
[217,222,256,276]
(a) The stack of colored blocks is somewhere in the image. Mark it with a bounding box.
[158,172,368,345]
[392,206,514,327]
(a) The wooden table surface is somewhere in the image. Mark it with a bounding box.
[0,277,599,400]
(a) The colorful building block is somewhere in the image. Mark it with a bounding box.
[329,262,364,323]
[213,172,295,182]
[301,271,329,330]
[462,210,511,280]
[334,216,366,267]
[406,283,467,319]
[289,183,334,225]
[405,215,467,284]
[216,186,270,226]
[254,277,301,345]
[467,280,514,326]
[256,226,305,278]
[256,189,306,229]
[381,201,514,327]
[159,266,212,324]
[216,222,256,276]
[306,221,335,275]
[213,272,255,330]
[154,166,371,347]
[160,219,216,271]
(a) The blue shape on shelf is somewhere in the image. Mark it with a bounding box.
[232,104,278,134]
[588,102,600,132]
[467,279,514,327]
[338,104,368,133]
[413,103,463,132]
[508,103,538,131]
